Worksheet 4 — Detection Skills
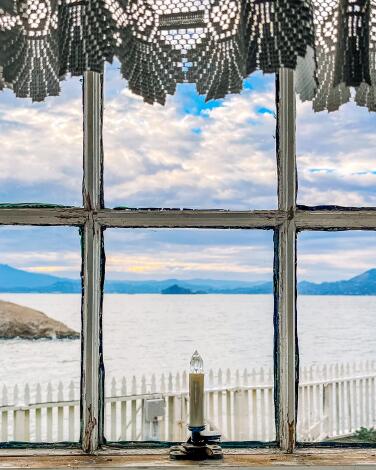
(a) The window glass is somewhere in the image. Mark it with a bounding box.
[0,79,83,206]
[103,228,275,442]
[0,227,81,442]
[297,231,376,443]
[297,98,376,207]
[103,61,277,210]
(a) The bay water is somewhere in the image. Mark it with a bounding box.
[0,294,375,393]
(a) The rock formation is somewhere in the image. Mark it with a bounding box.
[0,300,79,339]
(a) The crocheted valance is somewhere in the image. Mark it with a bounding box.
[0,0,375,111]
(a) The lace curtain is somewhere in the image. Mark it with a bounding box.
[0,0,375,111]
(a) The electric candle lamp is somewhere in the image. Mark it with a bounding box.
[189,350,205,430]
[169,351,223,460]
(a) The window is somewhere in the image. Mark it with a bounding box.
[297,231,376,443]
[1,68,375,455]
[296,98,376,207]
[0,227,81,442]
[0,78,83,206]
[103,62,277,210]
[103,228,275,443]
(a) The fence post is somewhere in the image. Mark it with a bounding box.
[120,378,127,441]
[340,364,346,435]
[181,371,188,439]
[226,369,232,440]
[167,373,174,441]
[344,364,349,434]
[13,384,30,442]
[233,370,241,440]
[242,369,249,440]
[68,381,75,441]
[159,374,166,440]
[323,380,332,439]
[35,383,42,441]
[141,375,147,440]
[334,365,340,438]
[13,385,24,442]
[371,367,376,428]
[46,383,53,441]
[251,368,257,440]
[365,366,371,429]
[111,378,117,441]
[217,369,223,436]
[310,366,315,439]
[57,382,64,441]
[260,367,267,441]
[24,384,30,442]
[267,367,274,441]
[1,385,8,442]
[359,362,365,429]
[208,369,215,429]
[352,363,362,429]
[320,365,326,438]
[181,372,188,440]
[14,408,26,442]
[131,377,137,440]
[175,373,183,440]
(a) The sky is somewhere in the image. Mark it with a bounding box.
[0,61,376,283]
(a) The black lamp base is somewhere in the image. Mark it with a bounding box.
[169,442,223,460]
[169,428,223,460]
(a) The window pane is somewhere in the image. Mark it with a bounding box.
[103,62,277,210]
[0,79,82,206]
[0,227,81,442]
[103,228,275,442]
[297,99,376,207]
[297,231,376,443]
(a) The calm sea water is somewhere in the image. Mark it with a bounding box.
[0,294,375,392]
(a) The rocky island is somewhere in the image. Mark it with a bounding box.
[161,284,193,294]
[0,300,79,339]
[161,284,207,294]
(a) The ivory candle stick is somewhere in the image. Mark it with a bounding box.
[189,350,205,428]
[189,372,204,428]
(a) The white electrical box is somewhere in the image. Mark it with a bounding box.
[144,398,165,422]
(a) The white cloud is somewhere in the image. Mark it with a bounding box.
[1,250,81,277]
[297,98,376,206]
[0,81,83,204]
[105,244,273,280]
[103,73,277,209]
[298,232,376,282]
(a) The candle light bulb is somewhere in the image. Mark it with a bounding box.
[190,350,204,374]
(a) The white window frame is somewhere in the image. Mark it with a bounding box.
[1,69,376,455]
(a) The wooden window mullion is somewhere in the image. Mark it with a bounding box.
[275,68,297,452]
[81,71,105,452]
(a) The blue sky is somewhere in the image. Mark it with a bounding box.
[0,62,376,283]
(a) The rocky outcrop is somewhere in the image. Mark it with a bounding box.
[0,300,79,339]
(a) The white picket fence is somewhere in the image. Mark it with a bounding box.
[1,361,375,443]
[297,361,376,441]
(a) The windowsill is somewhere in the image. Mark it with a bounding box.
[0,448,375,468]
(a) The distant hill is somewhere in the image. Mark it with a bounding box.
[2,263,376,295]
[298,268,376,295]
[0,265,81,293]
[161,284,193,294]
[0,264,68,290]
[0,265,268,294]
